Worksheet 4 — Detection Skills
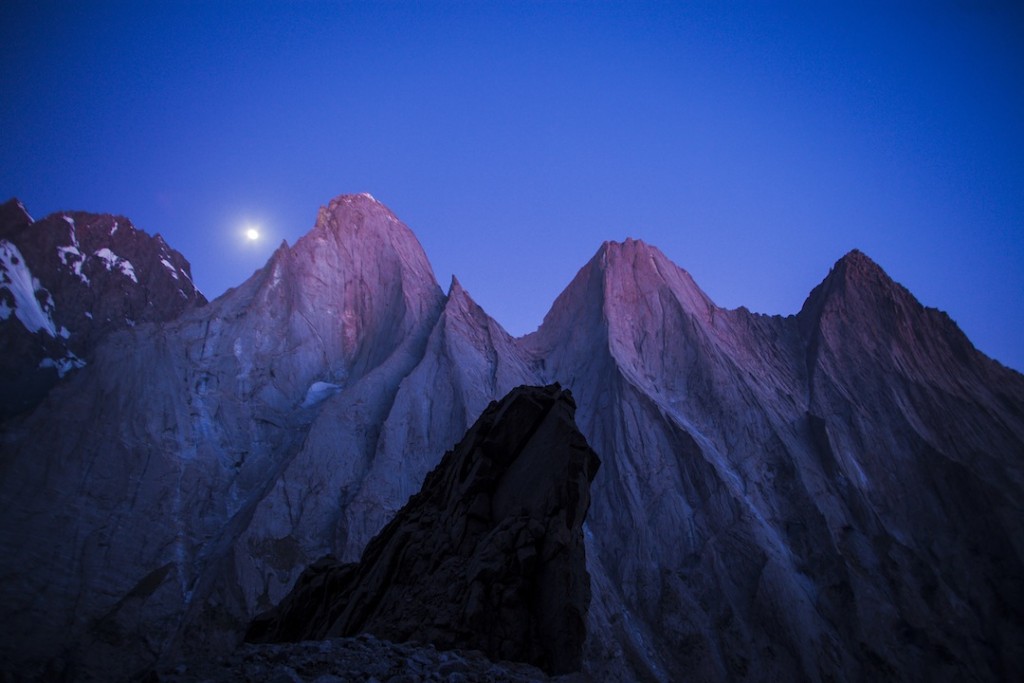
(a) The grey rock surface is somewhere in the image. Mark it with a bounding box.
[1,194,1022,682]
[248,384,600,675]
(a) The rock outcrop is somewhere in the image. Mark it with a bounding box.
[1,193,1022,682]
[0,198,205,418]
[248,384,601,676]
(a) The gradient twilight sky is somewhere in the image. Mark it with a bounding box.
[2,2,1022,370]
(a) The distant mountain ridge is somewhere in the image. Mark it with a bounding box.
[0,193,1021,682]
[0,198,205,417]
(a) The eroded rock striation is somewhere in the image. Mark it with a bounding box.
[248,383,601,676]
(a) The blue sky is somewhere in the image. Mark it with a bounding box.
[2,1,1022,370]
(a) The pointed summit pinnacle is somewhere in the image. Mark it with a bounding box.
[811,248,909,308]
[833,249,889,281]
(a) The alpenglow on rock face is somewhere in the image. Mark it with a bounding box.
[0,198,205,418]
[1,192,1022,683]
[247,383,601,675]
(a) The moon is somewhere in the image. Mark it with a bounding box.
[245,227,260,241]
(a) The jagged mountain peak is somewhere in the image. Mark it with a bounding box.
[798,248,907,328]
[443,275,490,322]
[315,193,405,241]
[296,193,440,299]
[593,236,671,274]
[527,237,715,366]
[828,248,898,290]
[835,246,873,266]
[439,274,525,355]
[595,235,652,253]
[319,192,388,220]
[592,237,713,311]
[0,198,33,234]
[232,192,444,335]
[806,246,937,316]
[176,194,447,414]
[797,248,1023,407]
[446,274,465,297]
[441,276,498,322]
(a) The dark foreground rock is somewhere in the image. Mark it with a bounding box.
[247,384,601,675]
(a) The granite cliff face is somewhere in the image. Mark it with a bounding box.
[1,193,1022,682]
[0,198,205,418]
[248,383,600,675]
[526,240,1024,680]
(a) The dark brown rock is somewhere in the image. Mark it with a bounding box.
[247,383,600,675]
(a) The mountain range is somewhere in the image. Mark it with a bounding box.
[1,192,1022,681]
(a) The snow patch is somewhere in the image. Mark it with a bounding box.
[301,381,343,408]
[119,259,138,283]
[57,245,90,283]
[177,264,198,293]
[359,192,377,202]
[94,248,117,268]
[160,258,180,280]
[94,248,139,283]
[84,311,93,319]
[56,215,91,283]
[0,240,58,336]
[0,298,11,320]
[39,352,86,378]
[110,220,118,236]
[16,200,33,222]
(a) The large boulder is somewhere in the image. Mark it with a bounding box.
[248,383,601,676]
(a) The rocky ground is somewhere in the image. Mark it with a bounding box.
[150,634,576,683]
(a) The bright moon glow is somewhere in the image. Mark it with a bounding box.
[245,227,260,241]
